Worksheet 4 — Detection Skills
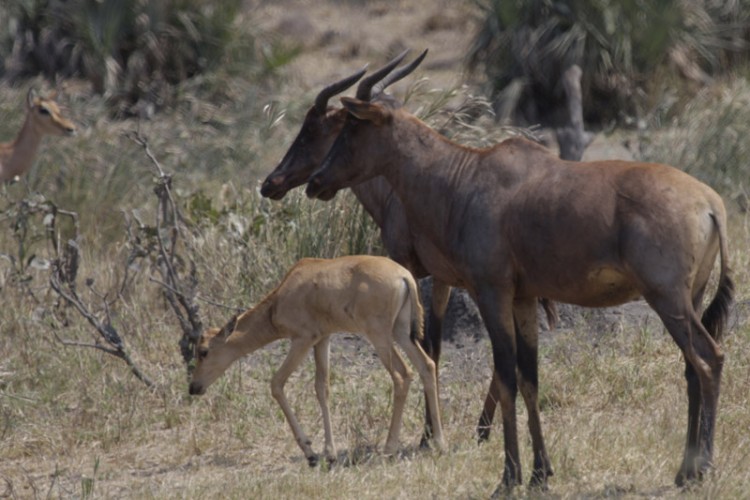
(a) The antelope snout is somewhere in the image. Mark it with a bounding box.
[260,175,285,199]
[306,176,337,201]
[188,382,205,395]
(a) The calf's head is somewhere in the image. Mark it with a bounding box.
[188,316,238,395]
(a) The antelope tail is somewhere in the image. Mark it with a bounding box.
[701,213,734,341]
[404,277,425,344]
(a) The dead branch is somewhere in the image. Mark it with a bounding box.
[127,131,204,372]
[48,234,155,388]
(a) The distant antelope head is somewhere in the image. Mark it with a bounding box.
[188,316,238,395]
[260,49,427,200]
[26,89,77,137]
[0,89,78,182]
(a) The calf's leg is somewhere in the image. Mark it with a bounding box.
[420,280,450,446]
[271,338,318,465]
[313,337,336,464]
[369,335,413,456]
[396,328,445,451]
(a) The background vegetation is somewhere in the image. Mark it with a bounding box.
[0,0,749,498]
[467,0,750,125]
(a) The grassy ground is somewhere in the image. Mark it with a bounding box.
[1,1,750,498]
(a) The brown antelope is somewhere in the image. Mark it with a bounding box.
[188,255,445,465]
[0,89,77,183]
[305,56,733,490]
[261,50,557,446]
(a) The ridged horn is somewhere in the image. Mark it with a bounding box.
[355,49,410,101]
[314,66,368,114]
[372,49,428,96]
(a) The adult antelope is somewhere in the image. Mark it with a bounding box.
[261,50,556,446]
[305,62,733,490]
[0,89,77,183]
[188,255,445,465]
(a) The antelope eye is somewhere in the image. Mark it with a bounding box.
[38,107,50,116]
[197,349,208,360]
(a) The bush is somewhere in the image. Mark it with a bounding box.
[466,0,750,126]
[0,0,249,116]
[637,77,750,203]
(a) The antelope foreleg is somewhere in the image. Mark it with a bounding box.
[514,298,553,489]
[476,289,522,489]
[477,374,500,443]
[271,338,318,465]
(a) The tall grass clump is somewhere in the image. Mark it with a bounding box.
[637,77,750,202]
[0,0,251,116]
[466,0,750,126]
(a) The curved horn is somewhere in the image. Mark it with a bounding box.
[372,49,428,96]
[314,66,368,114]
[355,49,410,101]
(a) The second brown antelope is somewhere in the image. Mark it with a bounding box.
[261,50,557,446]
[305,55,733,490]
[188,255,445,465]
[0,89,77,183]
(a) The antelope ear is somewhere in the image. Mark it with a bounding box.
[219,314,238,339]
[340,97,389,125]
[27,88,38,109]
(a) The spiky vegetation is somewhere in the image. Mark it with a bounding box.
[466,0,750,125]
[637,77,750,205]
[0,0,254,116]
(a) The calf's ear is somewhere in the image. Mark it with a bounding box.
[340,97,389,125]
[217,315,238,339]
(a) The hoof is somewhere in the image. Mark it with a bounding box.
[675,457,710,488]
[419,434,431,449]
[307,454,320,467]
[477,426,491,444]
[675,469,703,488]
[529,459,553,490]
[528,475,550,492]
[490,481,519,499]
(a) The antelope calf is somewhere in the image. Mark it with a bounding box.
[0,89,77,183]
[188,255,445,465]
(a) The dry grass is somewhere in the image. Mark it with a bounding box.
[1,2,750,497]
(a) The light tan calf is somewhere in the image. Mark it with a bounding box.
[188,255,445,465]
[0,89,77,183]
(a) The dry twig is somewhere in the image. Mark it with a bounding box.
[127,131,204,372]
